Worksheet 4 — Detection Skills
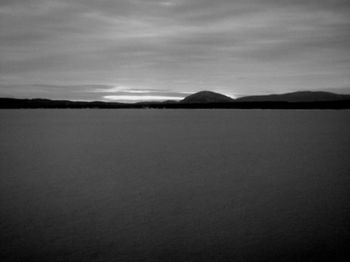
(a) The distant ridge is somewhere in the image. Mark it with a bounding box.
[182,91,234,103]
[236,91,350,102]
[1,91,350,109]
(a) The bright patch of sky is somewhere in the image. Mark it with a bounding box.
[1,0,349,101]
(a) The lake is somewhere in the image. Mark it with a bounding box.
[1,110,350,261]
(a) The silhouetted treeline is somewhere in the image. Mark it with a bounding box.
[1,97,350,109]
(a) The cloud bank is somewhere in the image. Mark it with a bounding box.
[1,0,349,101]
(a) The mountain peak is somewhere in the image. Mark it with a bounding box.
[182,91,234,103]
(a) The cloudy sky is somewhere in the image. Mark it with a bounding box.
[0,0,349,101]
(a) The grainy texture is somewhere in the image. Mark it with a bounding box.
[1,110,350,261]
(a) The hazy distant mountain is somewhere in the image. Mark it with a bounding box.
[182,91,234,103]
[236,91,350,102]
[1,90,350,109]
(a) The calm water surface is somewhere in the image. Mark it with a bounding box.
[1,110,350,261]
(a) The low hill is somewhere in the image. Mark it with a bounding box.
[181,91,234,103]
[0,98,129,109]
[1,90,350,109]
[236,91,350,102]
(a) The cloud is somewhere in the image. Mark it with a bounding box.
[104,95,184,102]
[1,0,350,99]
[94,85,191,94]
[94,85,190,101]
[0,83,190,101]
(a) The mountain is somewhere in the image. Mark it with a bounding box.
[181,91,234,103]
[236,91,350,102]
[1,90,350,109]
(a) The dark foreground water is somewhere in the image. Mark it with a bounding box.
[1,110,350,262]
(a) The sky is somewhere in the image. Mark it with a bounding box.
[0,0,349,102]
